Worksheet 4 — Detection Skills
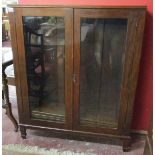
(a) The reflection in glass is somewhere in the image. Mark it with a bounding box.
[80,18,127,127]
[22,16,65,122]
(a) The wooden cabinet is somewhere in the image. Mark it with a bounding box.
[9,5,146,151]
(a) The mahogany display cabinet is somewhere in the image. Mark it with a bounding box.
[9,5,146,151]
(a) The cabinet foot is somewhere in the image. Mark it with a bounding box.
[20,126,27,139]
[123,139,131,152]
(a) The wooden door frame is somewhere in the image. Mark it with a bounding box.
[14,7,73,130]
[73,8,146,135]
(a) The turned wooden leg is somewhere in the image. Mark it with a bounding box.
[123,139,131,152]
[3,103,18,132]
[20,126,27,139]
[2,63,18,132]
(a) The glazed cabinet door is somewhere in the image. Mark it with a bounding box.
[73,8,145,134]
[14,7,73,129]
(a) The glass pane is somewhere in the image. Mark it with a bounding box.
[22,16,65,122]
[80,18,127,127]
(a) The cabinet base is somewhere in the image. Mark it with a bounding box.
[19,124,131,152]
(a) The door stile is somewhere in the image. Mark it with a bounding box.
[14,8,30,122]
[64,8,74,129]
[73,9,81,128]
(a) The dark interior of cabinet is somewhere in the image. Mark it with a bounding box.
[22,16,65,122]
[80,18,127,127]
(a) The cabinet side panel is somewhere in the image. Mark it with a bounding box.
[118,9,146,134]
[9,11,23,122]
[124,10,146,132]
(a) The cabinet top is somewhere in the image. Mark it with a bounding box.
[8,5,146,9]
